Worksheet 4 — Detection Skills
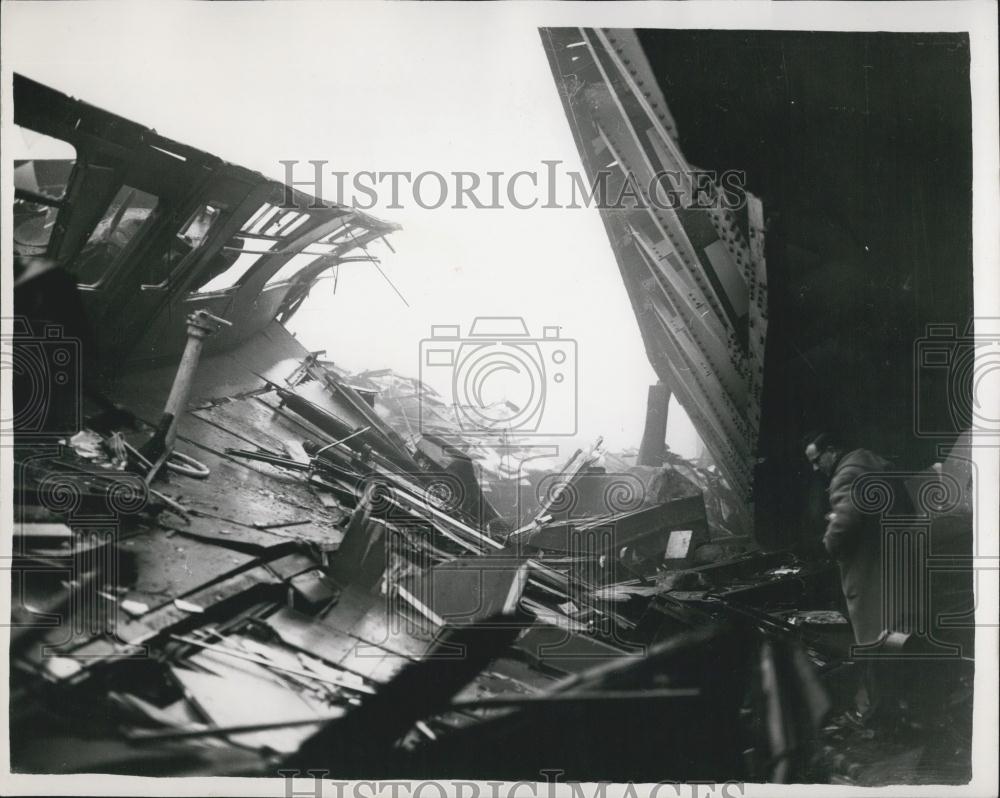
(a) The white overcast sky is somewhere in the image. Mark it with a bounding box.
[4,1,703,455]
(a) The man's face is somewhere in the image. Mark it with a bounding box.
[805,443,837,478]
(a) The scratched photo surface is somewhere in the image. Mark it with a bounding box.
[1,3,997,797]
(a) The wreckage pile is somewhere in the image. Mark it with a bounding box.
[309,361,750,539]
[11,345,852,781]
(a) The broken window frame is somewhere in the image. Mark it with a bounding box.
[264,242,337,287]
[242,202,312,238]
[189,234,278,295]
[12,124,77,258]
[187,206,327,296]
[73,184,161,289]
[139,202,225,291]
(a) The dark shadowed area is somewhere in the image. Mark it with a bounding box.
[637,30,973,549]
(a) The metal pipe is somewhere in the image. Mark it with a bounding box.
[161,311,232,452]
[314,426,372,457]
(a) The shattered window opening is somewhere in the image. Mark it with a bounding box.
[279,212,310,238]
[142,203,223,288]
[13,199,62,258]
[241,201,275,232]
[243,203,281,235]
[263,210,299,237]
[191,235,276,294]
[264,244,335,287]
[74,185,159,287]
[12,125,76,200]
[263,210,309,238]
[179,204,222,249]
[12,125,76,257]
